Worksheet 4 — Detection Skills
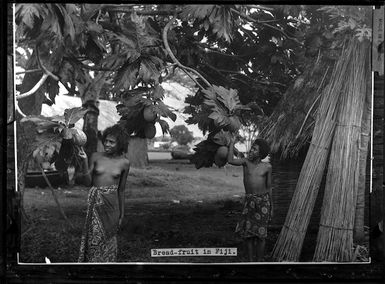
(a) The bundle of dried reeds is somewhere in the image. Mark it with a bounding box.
[313,39,370,262]
[271,40,352,262]
[353,70,372,244]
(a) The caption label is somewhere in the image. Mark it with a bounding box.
[151,247,237,257]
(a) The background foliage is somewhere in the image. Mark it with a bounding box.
[15,4,372,160]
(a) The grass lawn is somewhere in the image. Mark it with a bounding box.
[22,159,283,263]
[25,157,360,263]
[20,158,370,263]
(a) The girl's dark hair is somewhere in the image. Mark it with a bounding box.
[102,124,128,155]
[252,139,270,159]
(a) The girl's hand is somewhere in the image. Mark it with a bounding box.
[78,147,87,160]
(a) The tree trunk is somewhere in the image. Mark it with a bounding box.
[83,104,99,158]
[78,72,107,158]
[126,136,149,168]
[354,70,372,244]
[80,9,117,158]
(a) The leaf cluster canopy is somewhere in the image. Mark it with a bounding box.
[15,4,372,149]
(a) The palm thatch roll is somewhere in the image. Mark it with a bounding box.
[271,39,353,262]
[313,39,370,262]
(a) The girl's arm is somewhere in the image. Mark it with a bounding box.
[79,150,97,187]
[227,137,245,166]
[117,160,130,228]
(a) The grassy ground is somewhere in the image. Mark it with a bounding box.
[21,158,368,263]
[22,159,280,263]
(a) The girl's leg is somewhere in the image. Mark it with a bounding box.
[255,238,266,261]
[246,238,256,261]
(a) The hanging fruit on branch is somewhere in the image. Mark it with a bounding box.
[190,130,242,169]
[70,127,88,146]
[20,107,89,172]
[144,123,156,139]
[117,85,177,138]
[143,105,158,122]
[202,85,249,133]
[214,146,229,167]
[188,85,248,169]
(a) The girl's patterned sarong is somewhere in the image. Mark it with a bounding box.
[235,192,271,239]
[78,185,119,262]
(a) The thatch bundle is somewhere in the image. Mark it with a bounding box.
[271,40,354,261]
[354,72,372,244]
[313,39,370,262]
[260,59,333,158]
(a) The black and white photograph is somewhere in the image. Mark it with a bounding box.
[6,2,384,272]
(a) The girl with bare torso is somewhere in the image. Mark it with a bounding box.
[228,136,272,262]
[78,125,130,262]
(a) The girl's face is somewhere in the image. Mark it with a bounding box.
[248,144,260,161]
[104,134,118,154]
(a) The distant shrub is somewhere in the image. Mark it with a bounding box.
[162,144,170,150]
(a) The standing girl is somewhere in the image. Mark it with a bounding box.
[78,124,130,262]
[228,136,272,261]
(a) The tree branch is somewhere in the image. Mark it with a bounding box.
[225,58,287,87]
[106,8,174,16]
[202,62,287,90]
[197,44,248,63]
[39,164,74,229]
[230,8,303,46]
[202,63,256,85]
[103,4,137,8]
[197,36,266,61]
[15,101,26,117]
[244,4,275,11]
[96,9,102,24]
[231,76,252,87]
[16,68,42,75]
[162,15,212,90]
[16,74,48,100]
[61,81,80,96]
[37,46,84,96]
[16,45,64,100]
[102,3,178,15]
[36,45,60,81]
[65,56,118,72]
